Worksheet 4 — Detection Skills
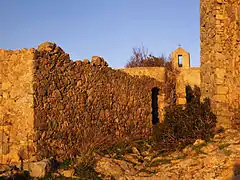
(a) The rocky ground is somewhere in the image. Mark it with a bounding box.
[92,128,240,180]
[1,128,240,179]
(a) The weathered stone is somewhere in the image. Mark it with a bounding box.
[201,143,218,154]
[141,151,150,157]
[29,159,51,177]
[132,147,140,156]
[216,85,229,95]
[95,157,123,176]
[0,143,10,155]
[38,42,56,52]
[193,139,206,146]
[201,0,240,127]
[83,59,90,64]
[0,131,10,155]
[213,94,227,102]
[123,154,141,165]
[59,169,75,177]
[143,156,152,162]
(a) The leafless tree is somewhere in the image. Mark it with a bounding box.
[125,44,167,68]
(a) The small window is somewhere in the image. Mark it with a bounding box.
[178,55,183,67]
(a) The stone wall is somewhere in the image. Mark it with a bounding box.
[120,67,166,83]
[120,67,201,118]
[176,68,200,105]
[0,49,36,163]
[0,42,163,162]
[201,0,240,127]
[120,67,166,122]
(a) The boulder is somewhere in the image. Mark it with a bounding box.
[193,139,206,146]
[59,169,75,178]
[29,159,52,178]
[38,42,56,52]
[91,56,108,67]
[83,59,90,64]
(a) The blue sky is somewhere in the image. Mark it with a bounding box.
[0,0,200,68]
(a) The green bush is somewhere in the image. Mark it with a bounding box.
[153,86,217,151]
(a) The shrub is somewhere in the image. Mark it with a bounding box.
[153,86,217,151]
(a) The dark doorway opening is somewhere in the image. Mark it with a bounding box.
[152,87,159,125]
[186,85,194,103]
[186,85,201,104]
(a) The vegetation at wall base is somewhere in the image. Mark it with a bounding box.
[153,86,217,152]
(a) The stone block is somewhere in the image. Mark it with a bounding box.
[2,92,9,99]
[213,94,227,102]
[29,159,51,177]
[215,78,224,84]
[0,143,10,155]
[216,85,229,94]
[2,81,12,90]
[177,98,186,105]
[216,116,231,128]
[59,169,75,178]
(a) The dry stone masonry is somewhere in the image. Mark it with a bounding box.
[34,42,162,160]
[0,42,162,163]
[0,48,35,163]
[121,48,200,106]
[201,0,240,127]
[0,43,201,164]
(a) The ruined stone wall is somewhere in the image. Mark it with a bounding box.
[201,0,240,126]
[0,42,163,163]
[33,43,162,160]
[120,67,166,122]
[120,67,201,118]
[0,49,36,163]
